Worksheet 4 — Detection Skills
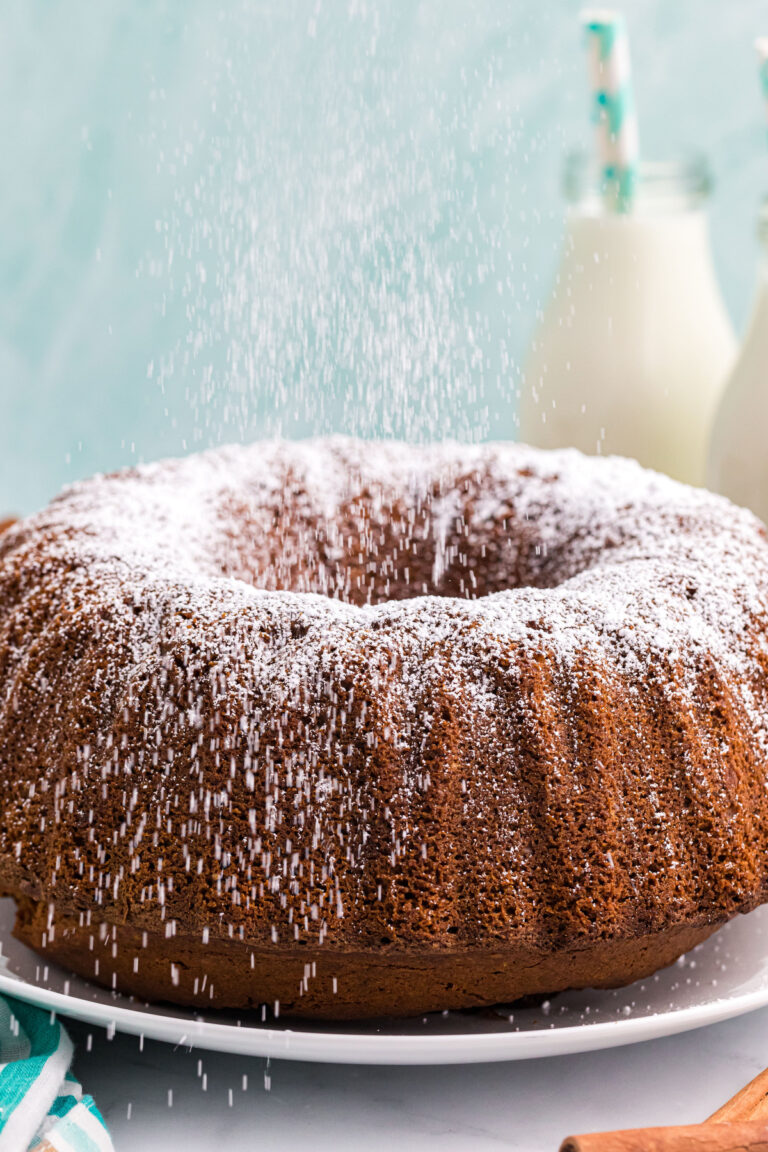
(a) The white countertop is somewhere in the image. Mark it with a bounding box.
[66,1006,768,1150]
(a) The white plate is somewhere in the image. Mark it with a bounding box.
[1,897,767,1065]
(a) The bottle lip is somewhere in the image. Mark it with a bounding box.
[563,150,712,213]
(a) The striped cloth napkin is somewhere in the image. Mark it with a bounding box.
[0,996,112,1152]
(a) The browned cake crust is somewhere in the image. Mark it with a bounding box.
[1,439,768,1018]
[11,894,717,1018]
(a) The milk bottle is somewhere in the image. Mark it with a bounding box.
[519,153,736,486]
[708,201,768,521]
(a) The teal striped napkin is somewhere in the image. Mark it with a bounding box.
[0,996,112,1152]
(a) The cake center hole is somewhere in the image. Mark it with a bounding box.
[216,490,562,605]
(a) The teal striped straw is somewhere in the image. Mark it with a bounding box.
[581,10,640,212]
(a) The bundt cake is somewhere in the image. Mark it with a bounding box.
[1,439,768,1020]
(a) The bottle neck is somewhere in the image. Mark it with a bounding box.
[561,157,716,291]
[563,152,712,218]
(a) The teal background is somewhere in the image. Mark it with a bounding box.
[1,0,765,514]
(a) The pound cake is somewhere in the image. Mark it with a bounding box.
[1,439,768,1019]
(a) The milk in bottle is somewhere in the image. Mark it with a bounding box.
[708,201,768,521]
[519,154,736,486]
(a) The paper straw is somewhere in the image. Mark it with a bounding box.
[757,38,768,135]
[581,9,639,212]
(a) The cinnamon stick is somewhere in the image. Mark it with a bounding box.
[560,1120,768,1152]
[709,1068,768,1124]
[560,1054,768,1149]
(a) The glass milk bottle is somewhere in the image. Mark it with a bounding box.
[519,154,736,485]
[708,200,768,521]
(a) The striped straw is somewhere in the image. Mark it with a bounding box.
[757,38,768,135]
[581,9,639,212]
